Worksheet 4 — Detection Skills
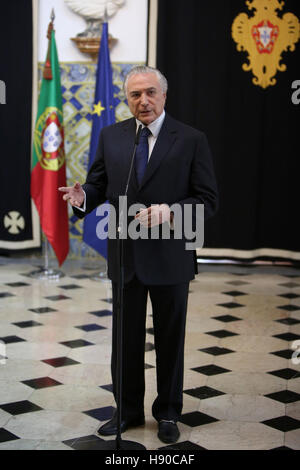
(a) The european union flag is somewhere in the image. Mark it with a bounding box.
[83,22,115,259]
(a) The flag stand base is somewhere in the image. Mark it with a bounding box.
[81,247,108,281]
[90,270,109,282]
[81,251,109,282]
[28,267,65,280]
[28,237,65,280]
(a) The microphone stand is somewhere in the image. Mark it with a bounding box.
[98,125,146,450]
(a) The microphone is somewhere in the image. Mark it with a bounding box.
[124,124,142,196]
[119,124,142,234]
[135,124,143,146]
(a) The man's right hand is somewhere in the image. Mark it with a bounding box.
[58,182,85,207]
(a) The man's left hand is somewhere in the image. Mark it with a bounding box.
[135,204,172,228]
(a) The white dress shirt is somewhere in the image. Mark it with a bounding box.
[136,109,165,159]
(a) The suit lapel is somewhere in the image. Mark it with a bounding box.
[119,114,178,193]
[139,114,178,190]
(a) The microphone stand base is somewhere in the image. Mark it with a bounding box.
[96,439,146,450]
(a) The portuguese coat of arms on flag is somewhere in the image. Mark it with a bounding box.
[31,19,69,265]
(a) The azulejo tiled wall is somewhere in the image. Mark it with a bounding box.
[38,62,140,260]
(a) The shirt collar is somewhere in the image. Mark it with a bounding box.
[135,110,165,138]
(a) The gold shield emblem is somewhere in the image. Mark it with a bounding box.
[232,0,300,88]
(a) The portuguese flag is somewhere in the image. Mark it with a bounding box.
[31,20,69,266]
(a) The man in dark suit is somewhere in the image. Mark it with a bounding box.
[59,65,218,444]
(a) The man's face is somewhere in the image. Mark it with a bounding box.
[126,73,166,125]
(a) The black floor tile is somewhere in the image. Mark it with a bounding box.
[205,329,238,338]
[179,411,218,427]
[268,368,300,380]
[212,315,242,323]
[282,274,300,278]
[146,328,154,335]
[21,377,62,389]
[159,440,206,450]
[225,281,250,286]
[83,405,115,421]
[28,307,57,314]
[0,428,20,443]
[0,336,26,344]
[12,320,42,328]
[184,386,225,400]
[278,293,300,299]
[264,390,300,404]
[275,318,300,325]
[100,384,113,393]
[63,434,105,450]
[101,298,112,304]
[42,357,80,367]
[270,446,295,450]
[222,291,247,297]
[59,339,94,348]
[270,349,294,359]
[217,302,245,309]
[44,295,71,301]
[89,309,112,317]
[59,284,82,290]
[75,324,106,332]
[278,282,300,288]
[0,292,15,298]
[261,416,300,432]
[230,272,252,276]
[273,332,300,341]
[0,400,42,415]
[145,342,155,352]
[277,305,300,312]
[191,365,231,376]
[199,346,234,356]
[5,282,30,287]
[145,363,155,369]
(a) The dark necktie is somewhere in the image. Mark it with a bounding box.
[135,127,152,185]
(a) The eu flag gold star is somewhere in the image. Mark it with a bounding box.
[92,101,106,116]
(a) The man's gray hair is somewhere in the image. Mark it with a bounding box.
[123,65,168,95]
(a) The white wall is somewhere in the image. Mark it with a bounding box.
[38,0,148,62]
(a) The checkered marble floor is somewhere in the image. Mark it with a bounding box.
[0,257,299,450]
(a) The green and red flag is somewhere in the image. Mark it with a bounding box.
[31,19,69,265]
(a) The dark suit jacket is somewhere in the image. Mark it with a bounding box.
[74,113,218,285]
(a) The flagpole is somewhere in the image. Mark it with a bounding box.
[45,235,49,271]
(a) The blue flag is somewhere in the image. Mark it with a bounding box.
[83,23,115,259]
